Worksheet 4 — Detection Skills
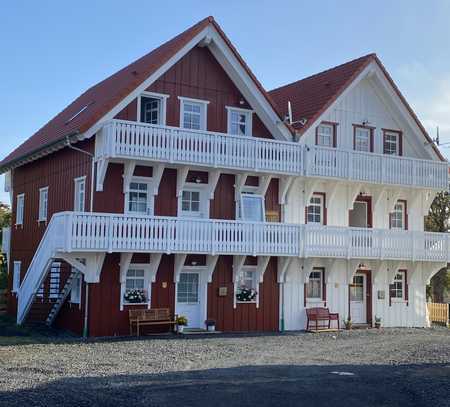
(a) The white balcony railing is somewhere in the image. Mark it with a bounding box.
[36,212,450,262]
[96,120,449,190]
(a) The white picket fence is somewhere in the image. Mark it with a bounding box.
[96,119,448,190]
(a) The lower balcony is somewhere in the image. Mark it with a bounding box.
[50,212,450,262]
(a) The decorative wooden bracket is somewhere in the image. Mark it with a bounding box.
[232,255,246,282]
[372,187,387,212]
[301,258,322,284]
[279,176,295,205]
[386,189,402,213]
[206,255,219,283]
[256,256,271,283]
[151,164,165,196]
[58,253,87,275]
[148,253,163,283]
[176,166,190,197]
[81,253,106,283]
[324,258,339,283]
[234,173,249,201]
[346,183,362,211]
[346,259,361,284]
[302,179,321,207]
[119,252,133,283]
[277,257,293,283]
[325,182,339,208]
[122,161,137,193]
[173,254,187,283]
[422,262,446,285]
[387,260,402,284]
[421,190,437,217]
[369,260,386,285]
[257,175,272,196]
[96,158,109,192]
[207,170,221,200]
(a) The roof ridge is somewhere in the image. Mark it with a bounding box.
[269,53,376,93]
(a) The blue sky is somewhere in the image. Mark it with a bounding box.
[1,0,450,204]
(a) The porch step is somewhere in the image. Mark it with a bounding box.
[46,271,79,326]
[181,328,221,335]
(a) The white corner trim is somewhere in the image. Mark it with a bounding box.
[177,96,211,105]
[225,105,254,113]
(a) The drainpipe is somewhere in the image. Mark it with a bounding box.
[65,137,95,338]
[279,282,285,332]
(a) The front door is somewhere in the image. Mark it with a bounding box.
[350,274,367,324]
[176,272,202,328]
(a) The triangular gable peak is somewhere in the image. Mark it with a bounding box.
[0,17,292,173]
[297,57,444,161]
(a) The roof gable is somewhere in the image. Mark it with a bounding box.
[1,17,291,172]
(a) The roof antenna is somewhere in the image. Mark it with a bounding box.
[436,126,440,146]
[287,101,293,124]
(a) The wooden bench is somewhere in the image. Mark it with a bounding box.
[129,308,177,336]
[306,307,339,331]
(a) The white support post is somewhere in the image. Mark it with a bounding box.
[346,183,362,211]
[234,173,249,201]
[278,176,295,205]
[122,161,136,193]
[96,159,109,192]
[207,170,221,200]
[176,166,190,197]
[256,256,270,308]
[257,175,272,196]
[277,257,293,283]
[325,182,340,208]
[151,164,165,196]
[173,254,187,283]
[206,255,219,283]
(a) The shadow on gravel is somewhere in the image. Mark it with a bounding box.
[1,363,449,407]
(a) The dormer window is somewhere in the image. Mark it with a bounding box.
[316,122,336,147]
[226,107,253,137]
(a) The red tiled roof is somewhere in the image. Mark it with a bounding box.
[269,53,445,161]
[0,16,290,171]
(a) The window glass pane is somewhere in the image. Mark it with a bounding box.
[128,183,148,214]
[141,97,160,125]
[307,195,323,224]
[384,133,399,155]
[182,102,203,130]
[177,273,199,303]
[317,124,333,147]
[241,195,264,221]
[355,128,370,152]
[229,110,248,136]
[307,270,322,299]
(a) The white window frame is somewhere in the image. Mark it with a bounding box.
[240,193,265,222]
[125,177,155,216]
[38,187,49,222]
[16,193,24,226]
[390,272,406,302]
[354,127,371,152]
[70,271,82,305]
[226,106,253,137]
[384,131,400,155]
[12,261,21,293]
[236,265,258,303]
[306,194,324,225]
[316,123,334,147]
[178,96,209,131]
[121,264,152,308]
[74,176,86,212]
[137,91,169,125]
[306,269,324,302]
[179,184,209,219]
[390,201,406,230]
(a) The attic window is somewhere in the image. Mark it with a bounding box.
[65,102,93,125]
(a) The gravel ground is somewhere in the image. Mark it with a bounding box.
[0,328,449,406]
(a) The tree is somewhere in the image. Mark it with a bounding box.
[424,191,450,302]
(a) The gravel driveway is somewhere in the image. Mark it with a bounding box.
[0,328,449,406]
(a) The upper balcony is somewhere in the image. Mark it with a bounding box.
[95,119,448,191]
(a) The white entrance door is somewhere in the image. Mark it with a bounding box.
[350,274,366,324]
[176,272,202,328]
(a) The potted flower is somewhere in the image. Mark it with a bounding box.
[124,289,146,304]
[343,317,352,330]
[176,315,188,333]
[205,319,216,332]
[374,316,382,329]
[236,288,257,302]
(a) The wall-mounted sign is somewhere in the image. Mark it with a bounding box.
[377,290,385,300]
[218,287,228,296]
[162,282,167,289]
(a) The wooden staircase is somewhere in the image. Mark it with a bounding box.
[0,289,7,315]
[46,270,79,326]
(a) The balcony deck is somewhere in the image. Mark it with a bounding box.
[96,120,448,190]
[49,212,450,262]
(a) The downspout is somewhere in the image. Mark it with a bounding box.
[65,137,95,337]
[279,282,285,332]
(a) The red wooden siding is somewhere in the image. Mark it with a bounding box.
[115,46,273,139]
